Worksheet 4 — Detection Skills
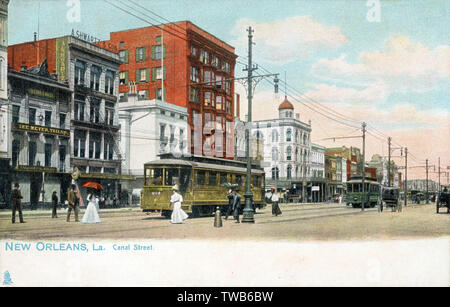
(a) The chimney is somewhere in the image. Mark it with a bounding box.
[34,32,37,42]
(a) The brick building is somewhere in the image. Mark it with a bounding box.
[97,21,237,158]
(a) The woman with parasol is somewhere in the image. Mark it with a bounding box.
[81,182,102,224]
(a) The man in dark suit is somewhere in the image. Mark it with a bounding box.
[51,190,59,218]
[232,189,241,223]
[224,189,234,220]
[11,183,25,223]
[66,184,79,222]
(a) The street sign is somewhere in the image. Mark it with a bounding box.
[312,186,320,191]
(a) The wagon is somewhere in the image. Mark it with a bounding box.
[436,192,450,214]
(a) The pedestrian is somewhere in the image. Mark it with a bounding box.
[66,184,79,222]
[113,195,118,208]
[51,190,58,218]
[232,189,241,223]
[81,189,101,224]
[11,183,25,224]
[338,194,343,205]
[170,185,188,224]
[269,188,282,216]
[224,189,234,220]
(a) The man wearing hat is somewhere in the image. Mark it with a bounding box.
[51,190,59,218]
[11,183,25,223]
[232,189,241,223]
[224,189,234,220]
[269,188,282,216]
[67,184,79,222]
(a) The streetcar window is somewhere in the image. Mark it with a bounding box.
[180,168,192,192]
[241,175,246,186]
[353,184,360,192]
[347,184,352,192]
[150,168,163,185]
[253,175,258,187]
[165,168,179,186]
[220,172,228,185]
[236,175,242,186]
[231,174,236,184]
[209,171,217,186]
[196,170,206,185]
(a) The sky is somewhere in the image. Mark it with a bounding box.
[8,0,450,182]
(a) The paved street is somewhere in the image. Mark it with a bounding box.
[0,202,448,241]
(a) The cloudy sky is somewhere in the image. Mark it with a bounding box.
[9,0,449,181]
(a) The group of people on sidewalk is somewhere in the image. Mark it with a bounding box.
[11,183,101,224]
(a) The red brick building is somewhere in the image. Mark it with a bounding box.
[97,21,237,158]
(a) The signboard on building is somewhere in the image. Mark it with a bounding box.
[56,36,69,82]
[14,123,70,138]
[16,165,57,173]
[312,186,320,191]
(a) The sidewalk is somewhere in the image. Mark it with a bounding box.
[0,206,142,217]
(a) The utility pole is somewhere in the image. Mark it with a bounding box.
[242,26,255,223]
[438,157,441,192]
[402,147,407,211]
[388,137,391,187]
[426,159,429,204]
[362,122,366,211]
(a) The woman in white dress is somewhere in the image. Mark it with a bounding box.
[81,191,101,224]
[170,185,188,224]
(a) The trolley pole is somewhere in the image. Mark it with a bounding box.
[242,26,255,223]
[388,137,391,187]
[361,122,366,212]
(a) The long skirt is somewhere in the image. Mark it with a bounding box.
[81,202,101,224]
[272,202,282,216]
[171,202,188,224]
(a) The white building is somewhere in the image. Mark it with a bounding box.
[310,143,326,202]
[251,97,312,201]
[119,86,188,201]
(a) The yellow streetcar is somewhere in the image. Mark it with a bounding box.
[141,155,266,217]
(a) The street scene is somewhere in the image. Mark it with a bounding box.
[0,0,449,287]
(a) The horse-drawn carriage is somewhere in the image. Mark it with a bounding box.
[436,192,450,214]
[382,187,399,212]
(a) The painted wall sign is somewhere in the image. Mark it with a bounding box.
[14,123,70,137]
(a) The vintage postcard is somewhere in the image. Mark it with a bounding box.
[0,0,448,290]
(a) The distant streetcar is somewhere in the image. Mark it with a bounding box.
[141,155,266,217]
[345,177,381,208]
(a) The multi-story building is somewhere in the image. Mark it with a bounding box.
[234,117,264,165]
[119,85,188,203]
[97,21,237,158]
[9,35,124,202]
[250,97,312,201]
[0,0,9,207]
[326,146,362,180]
[8,61,72,206]
[310,143,326,202]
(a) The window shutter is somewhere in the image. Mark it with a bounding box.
[152,46,156,60]
[163,87,166,101]
[135,48,139,62]
[125,50,129,64]
[146,68,150,82]
[163,44,166,59]
[152,67,156,82]
[143,47,147,61]
[163,66,166,81]
[125,71,129,85]
[136,69,140,82]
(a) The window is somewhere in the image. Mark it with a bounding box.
[119,71,128,85]
[190,45,197,57]
[189,86,199,103]
[196,170,206,185]
[29,141,37,166]
[12,105,20,124]
[199,50,209,64]
[105,107,115,125]
[119,93,128,102]
[156,87,166,101]
[225,80,231,95]
[29,108,36,125]
[204,92,212,107]
[160,124,167,145]
[226,100,232,115]
[216,95,223,110]
[12,140,20,167]
[119,42,125,48]
[287,165,292,179]
[286,129,292,142]
[220,173,228,185]
[179,129,185,150]
[119,50,129,64]
[136,47,146,62]
[272,147,278,161]
[221,61,230,74]
[89,99,100,124]
[152,45,165,60]
[44,111,51,127]
[137,68,149,82]
[152,67,165,81]
[165,168,179,186]
[190,66,199,83]
[105,70,115,94]
[215,75,223,90]
[211,55,219,68]
[156,36,162,43]
[74,101,85,121]
[74,131,86,158]
[104,139,114,160]
[287,146,292,160]
[138,90,149,100]
[209,172,217,186]
[272,167,279,180]
[59,145,66,172]
[271,130,278,142]
[149,168,163,185]
[89,133,101,159]
[90,65,101,91]
[75,60,86,86]
[204,70,214,86]
[45,143,52,167]
[60,114,66,129]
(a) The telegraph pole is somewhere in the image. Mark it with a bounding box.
[388,137,391,187]
[438,157,441,192]
[362,122,366,211]
[402,147,407,211]
[426,159,429,204]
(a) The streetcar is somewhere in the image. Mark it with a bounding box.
[345,177,381,208]
[141,154,266,217]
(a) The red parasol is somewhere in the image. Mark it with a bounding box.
[82,181,103,190]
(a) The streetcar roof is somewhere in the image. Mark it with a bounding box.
[144,159,265,174]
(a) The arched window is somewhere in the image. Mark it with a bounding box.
[303,134,307,145]
[295,129,299,142]
[271,129,278,143]
[287,165,292,179]
[295,147,298,161]
[271,167,279,180]
[286,146,292,161]
[286,129,292,142]
[271,147,279,161]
